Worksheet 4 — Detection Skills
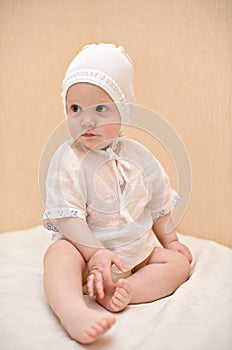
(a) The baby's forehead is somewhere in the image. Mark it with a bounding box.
[67,83,114,103]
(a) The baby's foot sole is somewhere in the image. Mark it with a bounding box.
[97,278,132,313]
[62,308,115,344]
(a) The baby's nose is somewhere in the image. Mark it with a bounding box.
[80,112,97,129]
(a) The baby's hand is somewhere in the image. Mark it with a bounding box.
[87,249,126,299]
[165,241,193,263]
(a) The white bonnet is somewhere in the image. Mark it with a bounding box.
[61,43,134,123]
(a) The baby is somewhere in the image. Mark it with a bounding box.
[43,43,192,344]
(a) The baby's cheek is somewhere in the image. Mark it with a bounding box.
[68,119,81,139]
[100,124,121,139]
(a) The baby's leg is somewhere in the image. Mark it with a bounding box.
[97,247,190,312]
[43,239,115,344]
[128,247,191,304]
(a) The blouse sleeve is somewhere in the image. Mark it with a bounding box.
[145,156,179,221]
[42,142,87,232]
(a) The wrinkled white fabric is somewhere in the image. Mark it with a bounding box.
[1,226,232,350]
[43,138,178,271]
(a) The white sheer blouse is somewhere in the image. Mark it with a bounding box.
[43,138,179,271]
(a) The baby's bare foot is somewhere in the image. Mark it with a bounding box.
[97,279,132,313]
[61,306,115,344]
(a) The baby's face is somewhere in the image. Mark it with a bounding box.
[66,83,121,149]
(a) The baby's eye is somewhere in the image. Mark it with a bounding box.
[96,105,107,113]
[71,104,82,113]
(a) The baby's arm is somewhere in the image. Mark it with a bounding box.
[57,218,126,298]
[152,213,192,263]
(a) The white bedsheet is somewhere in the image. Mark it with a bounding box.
[0,225,231,350]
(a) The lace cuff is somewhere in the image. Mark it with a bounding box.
[42,207,86,233]
[150,192,179,221]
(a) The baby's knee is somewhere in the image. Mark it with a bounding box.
[158,248,191,282]
[173,251,191,282]
[44,240,63,263]
[43,239,77,264]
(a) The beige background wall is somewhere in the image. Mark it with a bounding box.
[1,0,231,247]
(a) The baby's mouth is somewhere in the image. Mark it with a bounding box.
[82,131,97,137]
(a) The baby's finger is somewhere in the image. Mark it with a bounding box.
[112,255,126,272]
[180,248,192,264]
[102,268,114,288]
[186,250,193,264]
[86,273,95,298]
[94,271,104,299]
